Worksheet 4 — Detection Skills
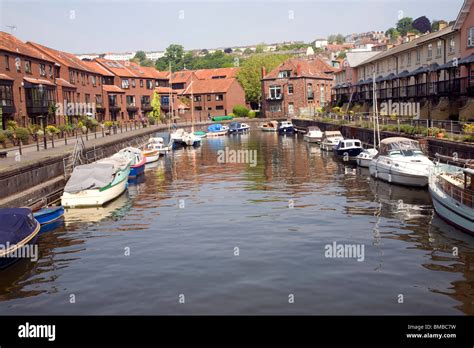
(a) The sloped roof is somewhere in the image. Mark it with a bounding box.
[345,51,380,68]
[359,25,455,66]
[194,67,239,80]
[81,60,115,77]
[0,32,55,63]
[182,78,237,94]
[263,56,336,80]
[27,41,94,73]
[171,70,195,83]
[454,0,473,30]
[95,58,140,78]
[102,85,125,93]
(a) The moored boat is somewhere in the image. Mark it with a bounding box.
[333,139,364,159]
[0,208,40,269]
[146,137,171,155]
[278,120,295,134]
[115,147,146,177]
[229,122,250,134]
[33,206,65,225]
[259,120,279,132]
[303,126,323,143]
[194,131,207,138]
[320,131,344,151]
[356,148,378,168]
[369,137,434,187]
[61,156,131,208]
[207,123,228,137]
[429,158,474,234]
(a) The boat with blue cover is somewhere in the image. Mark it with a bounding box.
[207,123,228,137]
[0,208,40,269]
[278,121,295,133]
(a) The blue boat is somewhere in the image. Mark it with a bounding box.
[333,139,364,159]
[0,208,41,269]
[33,206,65,225]
[207,123,228,136]
[278,121,295,134]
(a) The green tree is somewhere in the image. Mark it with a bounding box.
[255,44,266,54]
[385,27,400,39]
[243,48,253,55]
[328,34,345,44]
[396,17,414,36]
[155,44,185,72]
[150,91,162,122]
[237,54,291,107]
[134,51,147,61]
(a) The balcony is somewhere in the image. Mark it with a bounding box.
[266,94,283,101]
[126,103,139,112]
[141,102,153,111]
[0,99,15,114]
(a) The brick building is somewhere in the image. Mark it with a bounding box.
[0,32,57,129]
[261,57,336,118]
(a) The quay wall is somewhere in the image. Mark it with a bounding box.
[292,119,474,160]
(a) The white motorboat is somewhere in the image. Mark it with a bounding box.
[356,148,378,168]
[429,158,473,234]
[207,123,228,137]
[303,126,323,143]
[147,137,171,155]
[369,137,434,187]
[170,129,201,147]
[320,131,344,151]
[259,121,279,132]
[61,156,131,208]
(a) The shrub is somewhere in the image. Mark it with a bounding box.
[104,121,113,129]
[15,127,30,145]
[0,130,6,147]
[463,134,474,143]
[45,125,60,136]
[248,110,256,118]
[6,120,17,130]
[148,115,156,125]
[232,105,250,118]
[463,123,474,134]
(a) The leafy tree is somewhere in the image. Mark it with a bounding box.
[412,16,431,34]
[337,51,347,59]
[134,51,147,61]
[243,48,253,55]
[155,44,185,72]
[233,105,250,117]
[237,54,291,107]
[133,50,154,67]
[385,27,400,39]
[328,34,345,44]
[396,17,415,36]
[255,44,266,54]
[224,48,233,54]
[150,91,162,122]
[432,19,448,32]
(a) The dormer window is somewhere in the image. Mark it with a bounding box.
[278,70,291,78]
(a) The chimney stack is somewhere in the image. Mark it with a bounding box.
[261,66,266,78]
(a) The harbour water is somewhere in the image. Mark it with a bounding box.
[0,131,473,315]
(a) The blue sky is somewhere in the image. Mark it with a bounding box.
[0,0,465,53]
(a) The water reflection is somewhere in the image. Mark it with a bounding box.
[0,130,473,315]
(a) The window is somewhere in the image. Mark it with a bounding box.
[146,80,153,89]
[132,79,136,88]
[376,62,380,73]
[207,95,211,101]
[15,57,21,71]
[307,83,314,99]
[427,44,433,59]
[142,95,151,105]
[407,52,412,66]
[92,75,97,87]
[400,55,404,67]
[468,27,474,47]
[269,85,282,99]
[436,41,442,57]
[195,106,202,111]
[155,80,159,87]
[215,94,223,101]
[269,103,281,112]
[416,49,421,63]
[4,55,9,70]
[194,95,202,102]
[95,95,103,106]
[85,94,90,104]
[288,84,293,94]
[216,105,224,110]
[25,60,32,73]
[39,64,46,77]
[69,71,75,83]
[449,37,456,54]
[121,79,130,89]
[126,95,135,106]
[140,80,144,87]
[48,65,53,77]
[278,70,290,78]
[0,85,13,106]
[288,102,294,115]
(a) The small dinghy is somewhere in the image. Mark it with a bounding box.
[259,121,279,132]
[115,147,146,177]
[33,206,65,226]
[0,208,40,269]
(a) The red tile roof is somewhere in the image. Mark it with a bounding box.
[263,57,336,80]
[194,67,239,80]
[182,78,236,95]
[23,76,55,86]
[27,41,94,73]
[103,85,125,93]
[56,78,76,88]
[0,73,14,80]
[0,32,55,63]
[81,60,115,77]
[95,59,139,78]
[171,70,195,83]
[155,86,174,94]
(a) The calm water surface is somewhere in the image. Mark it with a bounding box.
[1,131,473,315]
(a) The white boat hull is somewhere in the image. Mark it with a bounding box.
[304,135,321,143]
[429,179,474,234]
[207,130,228,137]
[61,177,128,208]
[369,159,430,187]
[357,158,372,168]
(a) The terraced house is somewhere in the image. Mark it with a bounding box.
[261,56,336,118]
[333,0,474,121]
[0,32,57,129]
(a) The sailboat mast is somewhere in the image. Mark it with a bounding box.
[190,80,194,133]
[372,69,377,149]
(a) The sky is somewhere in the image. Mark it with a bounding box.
[0,0,465,54]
